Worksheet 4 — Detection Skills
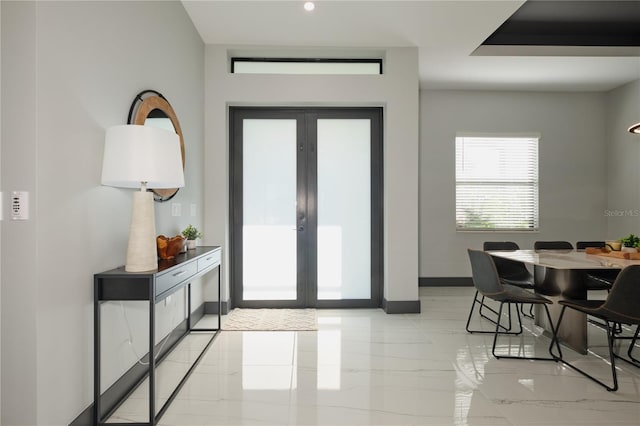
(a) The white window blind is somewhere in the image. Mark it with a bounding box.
[455,136,539,231]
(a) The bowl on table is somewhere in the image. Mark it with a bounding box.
[157,235,186,260]
[605,241,621,251]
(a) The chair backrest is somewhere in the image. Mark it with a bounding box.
[467,249,504,296]
[483,241,530,278]
[534,241,573,250]
[483,241,519,251]
[576,241,605,250]
[602,265,640,323]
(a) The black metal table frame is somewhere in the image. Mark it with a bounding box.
[93,247,222,426]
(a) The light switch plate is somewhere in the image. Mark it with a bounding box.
[11,191,29,220]
[171,203,181,217]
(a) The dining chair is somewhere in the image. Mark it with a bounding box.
[484,242,533,287]
[576,240,618,292]
[483,241,535,319]
[534,242,574,296]
[470,242,516,330]
[534,240,573,250]
[466,249,561,361]
[575,240,622,334]
[550,264,640,391]
[576,241,606,249]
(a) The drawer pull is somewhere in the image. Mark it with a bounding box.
[205,256,213,261]
[173,270,187,277]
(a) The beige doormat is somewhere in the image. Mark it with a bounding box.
[222,308,317,331]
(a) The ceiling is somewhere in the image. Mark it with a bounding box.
[182,0,640,92]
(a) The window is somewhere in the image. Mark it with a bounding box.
[455,135,539,231]
[231,58,382,75]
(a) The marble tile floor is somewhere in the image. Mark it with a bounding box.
[110,287,640,425]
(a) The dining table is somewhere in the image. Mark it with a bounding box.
[487,249,640,354]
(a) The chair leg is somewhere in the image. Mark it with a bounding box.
[587,318,623,338]
[613,323,640,368]
[606,321,619,392]
[529,304,534,318]
[551,306,619,391]
[519,303,534,320]
[492,302,556,361]
[479,294,512,331]
[542,303,563,360]
[614,324,640,368]
[466,291,520,335]
[465,291,479,333]
[549,306,565,360]
[491,302,506,358]
[629,325,640,364]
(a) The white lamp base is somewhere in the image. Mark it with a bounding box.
[125,190,157,272]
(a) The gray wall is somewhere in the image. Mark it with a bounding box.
[204,46,420,304]
[1,1,204,424]
[606,79,640,238]
[420,90,609,277]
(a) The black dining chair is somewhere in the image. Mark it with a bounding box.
[576,241,619,291]
[466,249,561,361]
[534,242,574,293]
[483,241,535,319]
[484,242,534,287]
[550,265,640,391]
[534,241,574,250]
[470,242,518,329]
[576,241,606,249]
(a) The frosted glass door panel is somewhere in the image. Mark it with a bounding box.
[243,119,297,300]
[317,119,371,300]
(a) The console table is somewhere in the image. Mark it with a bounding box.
[94,246,221,425]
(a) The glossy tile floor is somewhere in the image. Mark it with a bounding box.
[113,287,640,425]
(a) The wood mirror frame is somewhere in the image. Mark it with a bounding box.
[127,90,185,202]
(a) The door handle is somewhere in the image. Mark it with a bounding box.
[292,226,304,231]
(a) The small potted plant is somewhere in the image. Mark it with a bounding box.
[182,224,202,250]
[620,233,640,252]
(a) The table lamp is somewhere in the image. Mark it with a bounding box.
[101,125,185,272]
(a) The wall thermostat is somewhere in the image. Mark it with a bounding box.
[11,191,29,221]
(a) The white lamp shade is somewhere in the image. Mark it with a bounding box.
[101,124,185,189]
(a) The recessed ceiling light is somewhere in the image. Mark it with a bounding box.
[304,2,315,12]
[629,122,640,134]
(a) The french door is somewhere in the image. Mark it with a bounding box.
[230,107,383,308]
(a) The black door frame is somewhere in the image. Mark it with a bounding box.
[229,107,383,309]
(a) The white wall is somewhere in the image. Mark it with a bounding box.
[605,79,640,238]
[1,1,204,424]
[420,90,608,277]
[1,3,38,423]
[204,46,420,304]
[0,3,3,421]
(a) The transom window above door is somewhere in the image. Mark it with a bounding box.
[455,135,539,232]
[230,58,383,75]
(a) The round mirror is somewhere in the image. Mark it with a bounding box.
[127,90,185,202]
